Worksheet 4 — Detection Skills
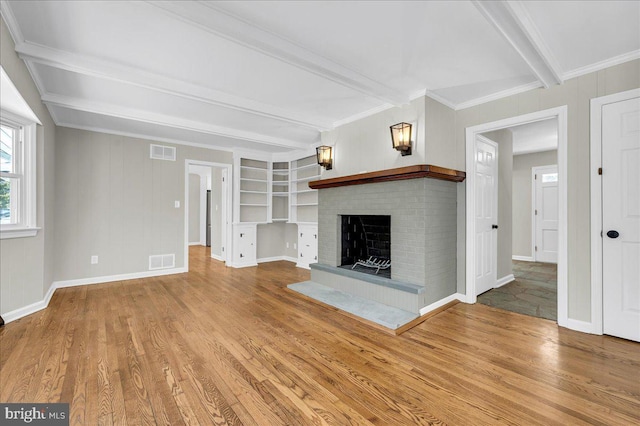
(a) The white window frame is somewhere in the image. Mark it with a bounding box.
[0,110,38,239]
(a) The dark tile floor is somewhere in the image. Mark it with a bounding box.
[477,260,557,321]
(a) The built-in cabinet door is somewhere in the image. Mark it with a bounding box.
[232,224,257,267]
[297,224,318,269]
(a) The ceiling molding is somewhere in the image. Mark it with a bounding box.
[15,42,333,131]
[331,103,394,129]
[423,90,458,111]
[146,1,407,106]
[41,93,311,150]
[472,0,563,88]
[0,1,24,44]
[54,120,236,154]
[454,81,542,111]
[562,49,640,81]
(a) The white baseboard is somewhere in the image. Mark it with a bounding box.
[228,262,258,269]
[257,256,297,264]
[2,268,188,324]
[495,274,515,288]
[188,242,203,246]
[53,267,187,289]
[563,318,600,335]
[211,254,225,261]
[419,293,465,316]
[512,255,534,262]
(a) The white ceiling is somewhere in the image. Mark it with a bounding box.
[510,118,558,155]
[1,1,638,154]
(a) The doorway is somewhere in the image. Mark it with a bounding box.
[184,160,232,271]
[465,106,568,326]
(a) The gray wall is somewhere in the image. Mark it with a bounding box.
[0,17,56,315]
[512,150,558,258]
[54,127,232,282]
[482,129,513,280]
[455,59,640,322]
[256,223,299,260]
[188,174,201,244]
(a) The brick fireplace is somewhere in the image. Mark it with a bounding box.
[308,165,465,314]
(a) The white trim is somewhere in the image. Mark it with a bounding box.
[465,106,569,330]
[42,93,310,150]
[54,268,187,289]
[565,318,600,335]
[0,2,24,45]
[1,267,186,324]
[332,103,394,129]
[1,283,56,324]
[512,255,534,262]
[15,41,331,131]
[148,1,405,106]
[257,256,296,264]
[189,242,203,246]
[0,227,40,239]
[589,88,640,336]
[184,160,233,273]
[495,274,515,288]
[564,50,640,81]
[419,293,465,316]
[0,66,41,124]
[472,1,562,88]
[455,81,542,111]
[211,253,225,262]
[423,90,458,110]
[54,121,236,154]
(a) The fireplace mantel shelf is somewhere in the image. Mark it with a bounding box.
[309,165,465,189]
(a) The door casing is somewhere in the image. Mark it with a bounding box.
[590,88,640,335]
[465,106,568,328]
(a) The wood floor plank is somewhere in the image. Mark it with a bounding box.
[1,246,639,425]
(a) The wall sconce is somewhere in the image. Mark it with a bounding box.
[316,145,333,170]
[390,122,412,156]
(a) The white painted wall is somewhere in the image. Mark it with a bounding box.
[0,17,56,316]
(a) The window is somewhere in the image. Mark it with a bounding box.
[0,111,37,239]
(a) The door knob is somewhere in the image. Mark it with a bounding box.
[606,230,620,239]
[492,224,499,229]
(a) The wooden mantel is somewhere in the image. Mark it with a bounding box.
[309,165,465,190]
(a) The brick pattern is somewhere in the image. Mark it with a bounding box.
[318,178,457,304]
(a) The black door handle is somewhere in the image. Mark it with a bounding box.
[492,224,499,229]
[607,230,620,239]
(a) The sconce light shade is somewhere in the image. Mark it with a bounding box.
[316,145,333,170]
[390,122,412,156]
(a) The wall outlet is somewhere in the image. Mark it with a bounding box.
[286,242,289,249]
[174,200,180,208]
[294,243,297,250]
[91,255,98,264]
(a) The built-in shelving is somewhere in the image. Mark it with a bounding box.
[290,155,320,223]
[271,161,289,222]
[237,158,269,223]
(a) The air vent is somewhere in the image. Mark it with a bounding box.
[149,254,175,270]
[150,144,176,161]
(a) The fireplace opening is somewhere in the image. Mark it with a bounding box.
[340,215,391,279]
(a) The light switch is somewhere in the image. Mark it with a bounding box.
[174,201,180,208]
[91,255,98,264]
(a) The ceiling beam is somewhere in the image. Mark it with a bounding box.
[14,42,333,131]
[472,0,563,88]
[146,1,407,106]
[41,93,312,150]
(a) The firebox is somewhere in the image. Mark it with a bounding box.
[340,215,391,278]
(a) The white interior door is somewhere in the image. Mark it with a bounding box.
[533,165,558,263]
[602,96,640,342]
[475,136,498,296]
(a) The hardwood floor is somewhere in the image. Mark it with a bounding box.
[1,246,639,425]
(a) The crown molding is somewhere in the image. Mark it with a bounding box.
[562,50,640,81]
[454,80,542,111]
[15,41,333,132]
[472,0,563,88]
[0,1,24,44]
[42,93,311,150]
[146,1,407,106]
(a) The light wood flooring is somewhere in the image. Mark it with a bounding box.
[1,246,639,425]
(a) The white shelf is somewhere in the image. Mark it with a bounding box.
[272,218,288,222]
[295,175,321,183]
[241,177,268,183]
[241,165,268,171]
[292,189,315,194]
[240,203,269,207]
[293,163,319,172]
[240,190,267,194]
[293,203,318,207]
[273,192,289,197]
